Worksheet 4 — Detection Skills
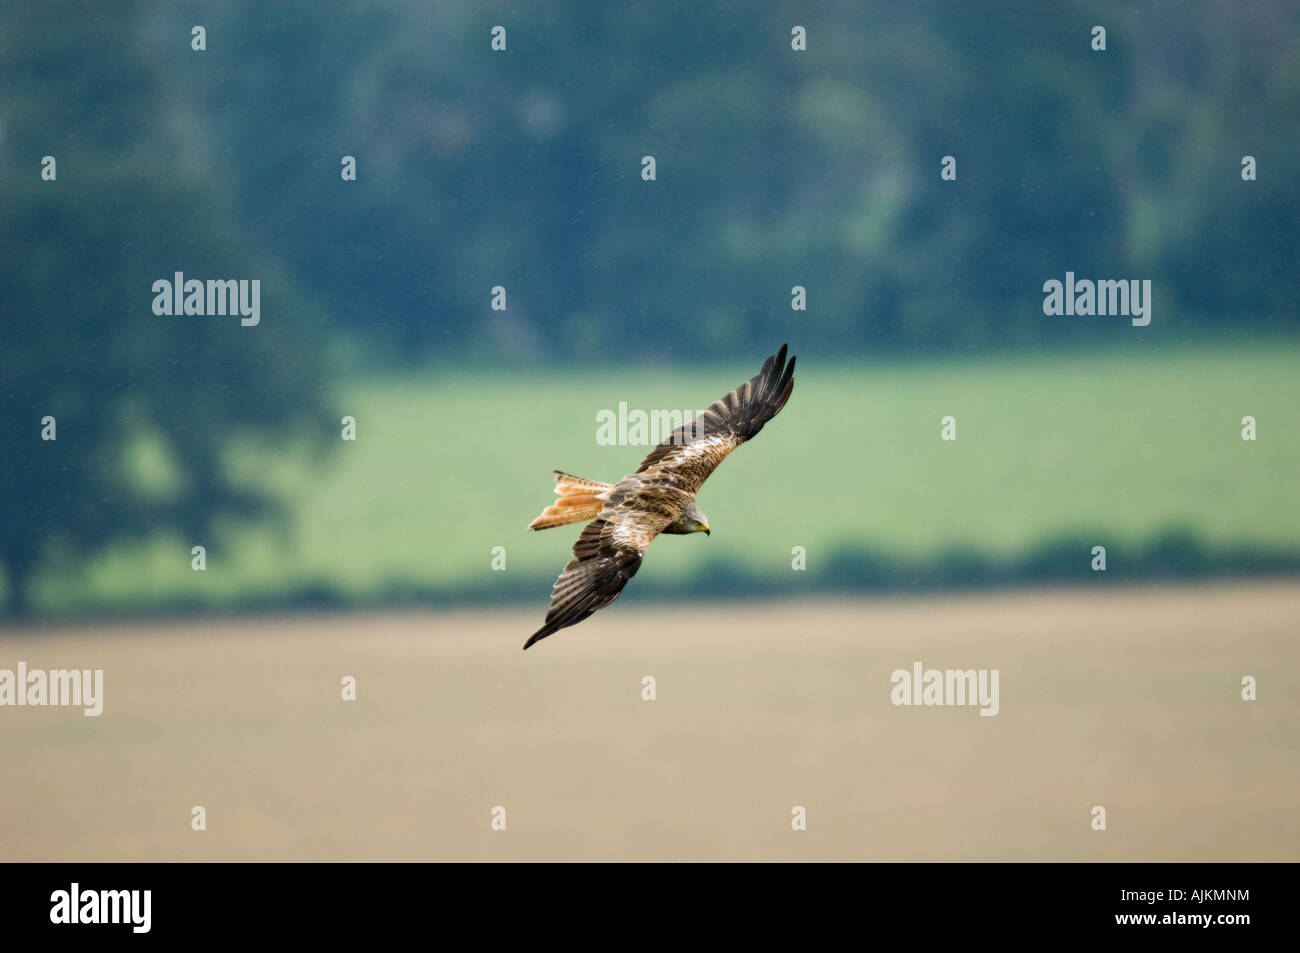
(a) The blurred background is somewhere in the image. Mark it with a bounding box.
[1,1,1297,861]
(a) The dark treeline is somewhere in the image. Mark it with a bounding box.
[7,2,1297,372]
[169,0,1299,363]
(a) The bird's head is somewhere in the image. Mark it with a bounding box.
[681,501,710,536]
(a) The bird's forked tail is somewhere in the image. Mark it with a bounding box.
[528,471,615,530]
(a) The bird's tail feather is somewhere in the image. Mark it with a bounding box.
[528,471,614,530]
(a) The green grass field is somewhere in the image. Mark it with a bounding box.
[33,342,1300,614]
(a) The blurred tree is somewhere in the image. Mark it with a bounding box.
[0,4,329,616]
[174,0,1299,363]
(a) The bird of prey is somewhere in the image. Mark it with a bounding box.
[524,344,796,649]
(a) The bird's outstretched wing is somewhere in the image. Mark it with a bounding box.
[635,343,796,495]
[523,505,669,649]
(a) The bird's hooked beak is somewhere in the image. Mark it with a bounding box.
[702,525,710,536]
